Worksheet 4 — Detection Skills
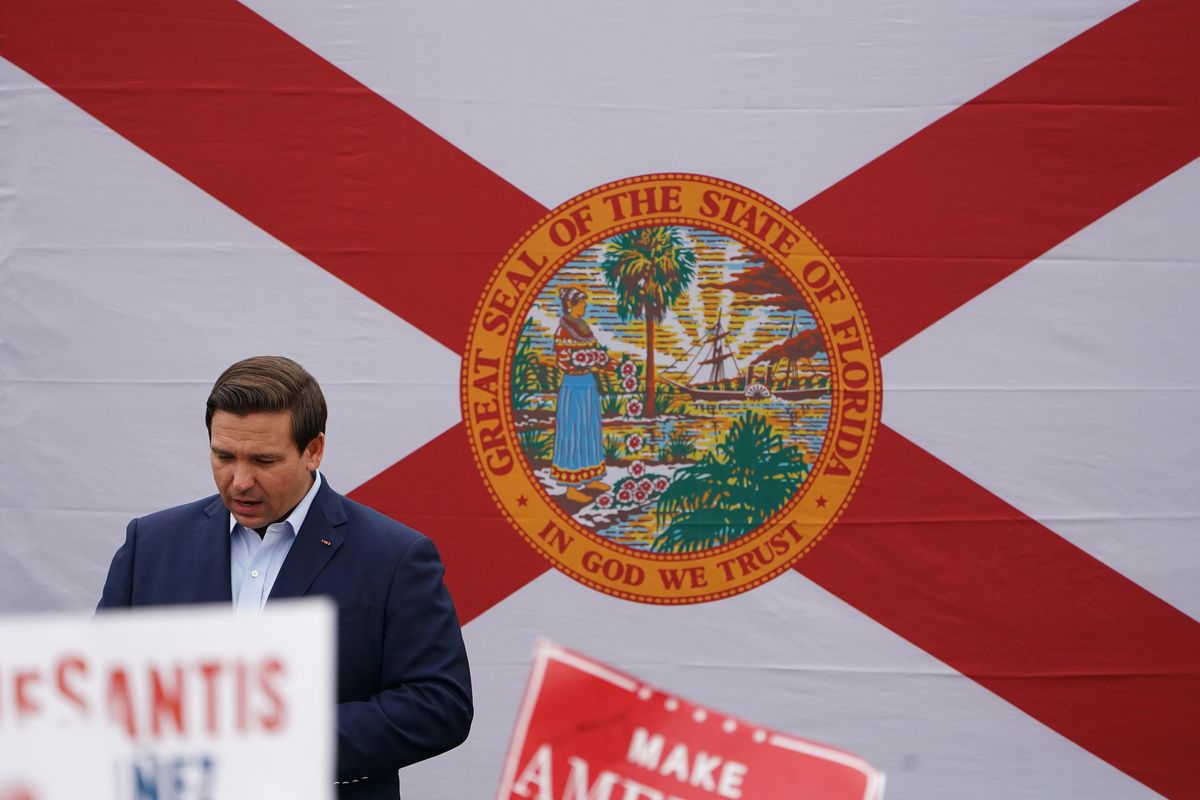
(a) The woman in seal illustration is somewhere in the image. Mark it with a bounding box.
[552,286,612,504]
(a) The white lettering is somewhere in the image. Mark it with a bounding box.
[717,760,748,799]
[564,756,620,800]
[513,744,554,800]
[689,751,721,792]
[658,744,690,782]
[626,727,665,771]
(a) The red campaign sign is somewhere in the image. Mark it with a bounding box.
[498,642,884,800]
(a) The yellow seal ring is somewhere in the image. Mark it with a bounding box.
[463,174,880,603]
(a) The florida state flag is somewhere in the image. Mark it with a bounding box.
[1,1,1197,798]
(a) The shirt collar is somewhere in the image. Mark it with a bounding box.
[228,470,323,536]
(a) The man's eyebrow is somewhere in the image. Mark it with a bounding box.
[210,444,285,458]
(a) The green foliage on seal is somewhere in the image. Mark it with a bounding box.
[517,428,554,460]
[653,411,808,552]
[658,429,697,463]
[511,320,559,410]
[600,227,696,418]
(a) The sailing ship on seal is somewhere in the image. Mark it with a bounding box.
[663,312,830,402]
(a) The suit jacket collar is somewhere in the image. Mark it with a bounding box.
[268,479,347,601]
[194,495,233,603]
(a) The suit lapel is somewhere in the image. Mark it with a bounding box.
[269,480,347,601]
[193,496,233,603]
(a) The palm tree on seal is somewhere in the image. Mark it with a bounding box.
[654,411,808,552]
[600,226,696,417]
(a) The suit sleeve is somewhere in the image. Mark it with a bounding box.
[334,535,473,779]
[97,518,138,609]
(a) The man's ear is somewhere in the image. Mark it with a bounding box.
[304,432,325,471]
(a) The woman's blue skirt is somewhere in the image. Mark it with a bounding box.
[553,373,605,480]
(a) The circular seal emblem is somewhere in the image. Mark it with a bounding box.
[463,174,880,603]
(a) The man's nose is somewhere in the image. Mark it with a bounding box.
[230,464,256,492]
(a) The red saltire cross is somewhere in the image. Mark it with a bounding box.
[2,1,1197,795]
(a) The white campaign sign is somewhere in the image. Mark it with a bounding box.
[0,600,334,800]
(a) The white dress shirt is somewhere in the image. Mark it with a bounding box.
[229,471,322,613]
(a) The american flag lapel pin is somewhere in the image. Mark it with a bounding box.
[320,538,332,547]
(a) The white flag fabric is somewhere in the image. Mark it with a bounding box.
[1,1,1196,798]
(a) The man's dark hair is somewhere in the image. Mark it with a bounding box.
[205,356,327,451]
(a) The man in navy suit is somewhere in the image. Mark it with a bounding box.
[98,356,472,798]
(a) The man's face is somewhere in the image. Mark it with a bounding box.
[209,409,324,529]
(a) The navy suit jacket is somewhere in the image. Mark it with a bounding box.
[97,479,472,799]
